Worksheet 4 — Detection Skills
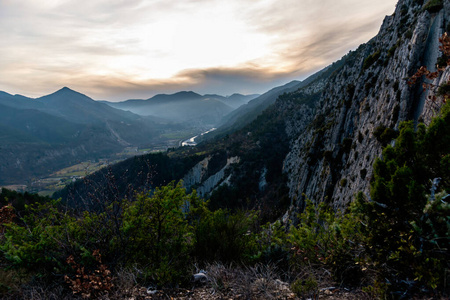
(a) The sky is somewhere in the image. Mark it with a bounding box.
[0,0,398,101]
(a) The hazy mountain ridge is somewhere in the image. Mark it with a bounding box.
[0,87,258,186]
[0,88,178,185]
[103,91,259,126]
[206,67,333,140]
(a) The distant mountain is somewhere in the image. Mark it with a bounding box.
[35,87,143,124]
[0,87,256,186]
[215,81,302,132]
[0,88,182,185]
[214,65,336,136]
[0,91,48,111]
[0,87,159,125]
[103,91,246,126]
[194,80,305,142]
[203,93,260,109]
[0,103,80,145]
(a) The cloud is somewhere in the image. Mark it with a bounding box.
[0,0,397,100]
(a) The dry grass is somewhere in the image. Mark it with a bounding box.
[202,262,296,299]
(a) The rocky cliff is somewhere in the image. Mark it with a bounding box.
[281,0,449,214]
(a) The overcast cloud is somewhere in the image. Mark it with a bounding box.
[0,0,398,100]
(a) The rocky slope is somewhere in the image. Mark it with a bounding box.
[281,0,450,214]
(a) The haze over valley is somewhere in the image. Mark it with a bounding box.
[0,86,259,192]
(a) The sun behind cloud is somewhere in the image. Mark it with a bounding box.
[0,0,397,100]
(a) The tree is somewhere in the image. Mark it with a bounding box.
[356,103,450,296]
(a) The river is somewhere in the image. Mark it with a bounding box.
[181,128,216,146]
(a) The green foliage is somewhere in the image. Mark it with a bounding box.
[388,44,398,58]
[194,209,258,262]
[0,188,50,214]
[0,181,263,289]
[1,199,72,272]
[291,275,318,298]
[251,220,289,266]
[437,82,450,100]
[437,54,449,69]
[363,50,381,70]
[121,181,197,284]
[288,199,365,285]
[373,125,399,145]
[356,103,450,295]
[422,0,443,13]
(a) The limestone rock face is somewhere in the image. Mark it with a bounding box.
[182,156,240,198]
[280,0,450,212]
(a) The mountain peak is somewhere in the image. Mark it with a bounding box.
[173,91,202,97]
[55,86,79,94]
[148,91,202,102]
[48,87,91,99]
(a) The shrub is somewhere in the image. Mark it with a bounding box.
[437,82,450,100]
[341,138,353,153]
[387,44,398,58]
[0,182,206,287]
[322,150,333,162]
[360,168,367,179]
[422,0,443,13]
[363,50,381,70]
[120,181,201,285]
[288,199,365,286]
[0,199,73,273]
[356,103,450,296]
[291,275,318,298]
[405,30,413,39]
[373,125,398,145]
[194,209,258,262]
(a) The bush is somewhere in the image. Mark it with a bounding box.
[0,182,206,287]
[373,125,398,145]
[288,199,365,286]
[437,82,450,100]
[422,0,443,13]
[291,275,318,298]
[363,50,381,70]
[121,181,199,285]
[356,103,450,296]
[194,209,258,262]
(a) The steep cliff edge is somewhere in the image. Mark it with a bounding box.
[282,0,449,213]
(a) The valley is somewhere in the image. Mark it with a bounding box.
[20,146,165,196]
[0,88,255,192]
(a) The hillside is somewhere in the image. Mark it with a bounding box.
[0,88,181,185]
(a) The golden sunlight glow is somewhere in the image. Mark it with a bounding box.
[0,0,398,100]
